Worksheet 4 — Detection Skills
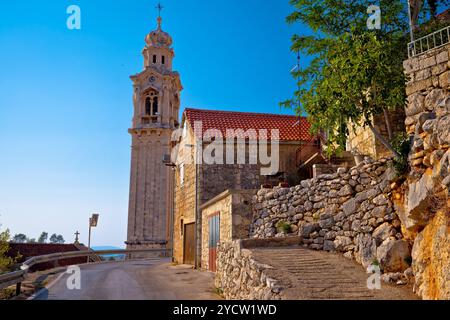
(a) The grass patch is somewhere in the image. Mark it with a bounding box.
[276,221,292,234]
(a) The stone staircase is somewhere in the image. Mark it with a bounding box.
[251,247,418,300]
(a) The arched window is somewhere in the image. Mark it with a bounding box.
[162,56,165,65]
[152,97,159,115]
[145,97,151,115]
[153,55,157,64]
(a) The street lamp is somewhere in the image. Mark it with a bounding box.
[87,213,99,262]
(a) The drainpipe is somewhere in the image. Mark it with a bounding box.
[194,139,202,269]
[171,166,175,261]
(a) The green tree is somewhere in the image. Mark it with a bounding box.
[12,234,27,244]
[37,232,48,244]
[56,235,65,244]
[0,228,14,274]
[50,234,65,244]
[281,0,410,156]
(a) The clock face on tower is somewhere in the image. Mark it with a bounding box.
[149,76,156,83]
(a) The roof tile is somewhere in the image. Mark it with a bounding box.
[184,108,312,141]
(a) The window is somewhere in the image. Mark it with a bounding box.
[162,56,165,64]
[145,97,151,115]
[179,163,185,186]
[152,97,158,115]
[182,121,188,138]
[153,55,157,63]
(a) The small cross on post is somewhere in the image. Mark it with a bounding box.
[74,231,80,244]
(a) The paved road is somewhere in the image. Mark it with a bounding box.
[252,247,419,300]
[33,259,219,300]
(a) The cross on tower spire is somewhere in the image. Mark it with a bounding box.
[156,2,164,29]
[156,2,163,17]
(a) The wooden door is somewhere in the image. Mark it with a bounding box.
[208,214,220,272]
[183,223,196,265]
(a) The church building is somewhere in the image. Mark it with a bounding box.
[125,12,320,262]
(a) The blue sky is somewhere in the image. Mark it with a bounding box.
[0,0,309,247]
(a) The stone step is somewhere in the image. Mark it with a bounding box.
[250,247,418,300]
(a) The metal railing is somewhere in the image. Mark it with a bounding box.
[0,248,170,294]
[408,25,450,58]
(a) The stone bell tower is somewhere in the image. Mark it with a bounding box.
[126,12,182,250]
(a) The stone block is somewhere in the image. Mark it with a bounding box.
[376,239,411,273]
[425,88,446,111]
[439,70,450,88]
[431,63,447,76]
[343,198,359,217]
[415,68,431,81]
[406,78,432,95]
[372,222,395,246]
[436,97,450,117]
[355,234,377,268]
[406,93,425,116]
[403,57,420,74]
[436,50,449,65]
[419,56,436,69]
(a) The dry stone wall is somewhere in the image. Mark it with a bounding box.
[250,158,413,275]
[215,240,283,300]
[403,44,450,300]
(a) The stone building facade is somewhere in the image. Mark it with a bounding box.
[126,16,182,250]
[172,108,314,266]
[200,189,255,271]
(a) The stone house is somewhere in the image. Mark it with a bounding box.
[200,189,255,272]
[172,108,315,266]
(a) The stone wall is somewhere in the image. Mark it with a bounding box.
[215,240,283,300]
[250,158,413,275]
[402,43,450,300]
[347,111,406,160]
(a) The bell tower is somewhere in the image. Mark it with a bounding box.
[126,9,182,250]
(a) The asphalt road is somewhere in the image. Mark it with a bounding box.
[33,259,219,300]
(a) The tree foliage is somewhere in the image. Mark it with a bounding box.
[50,234,65,244]
[38,232,48,244]
[12,234,27,244]
[0,228,14,274]
[281,0,412,155]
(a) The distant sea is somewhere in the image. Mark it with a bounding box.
[92,246,126,260]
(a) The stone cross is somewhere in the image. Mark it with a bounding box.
[74,231,80,244]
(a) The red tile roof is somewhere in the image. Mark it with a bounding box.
[436,9,450,21]
[184,108,313,141]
